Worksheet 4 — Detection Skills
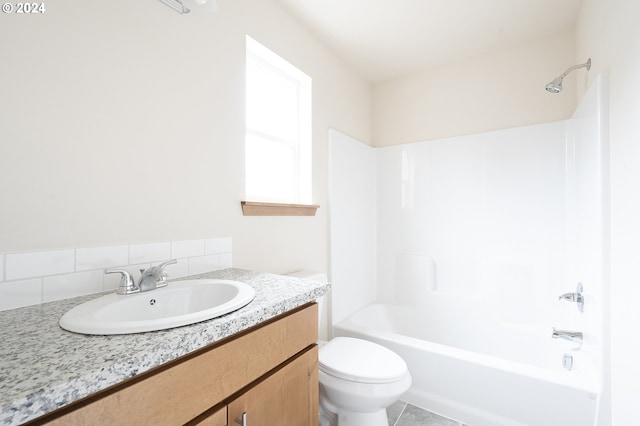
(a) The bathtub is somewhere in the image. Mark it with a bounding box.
[333,303,600,426]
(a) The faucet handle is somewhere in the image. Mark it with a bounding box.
[558,282,584,313]
[105,269,139,295]
[154,259,178,288]
[158,259,178,270]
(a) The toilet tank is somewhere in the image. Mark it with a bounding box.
[286,270,329,340]
[286,271,328,282]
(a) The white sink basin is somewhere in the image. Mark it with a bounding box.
[59,279,255,335]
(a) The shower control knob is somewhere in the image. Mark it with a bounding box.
[558,282,584,313]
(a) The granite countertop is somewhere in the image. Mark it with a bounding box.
[0,268,329,426]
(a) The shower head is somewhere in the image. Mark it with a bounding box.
[545,58,591,93]
[545,76,564,93]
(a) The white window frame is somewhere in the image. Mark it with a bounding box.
[245,35,312,205]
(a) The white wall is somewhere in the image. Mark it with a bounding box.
[575,0,614,102]
[0,0,371,279]
[372,30,577,146]
[575,0,640,424]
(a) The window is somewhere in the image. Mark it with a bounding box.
[245,36,312,205]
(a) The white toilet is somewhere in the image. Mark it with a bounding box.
[287,271,412,426]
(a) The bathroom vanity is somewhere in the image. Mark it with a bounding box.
[0,269,328,426]
[41,304,318,425]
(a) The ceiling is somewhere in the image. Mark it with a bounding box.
[275,0,584,82]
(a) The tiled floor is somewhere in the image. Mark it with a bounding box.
[387,401,468,426]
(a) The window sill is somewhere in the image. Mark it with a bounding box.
[241,201,319,216]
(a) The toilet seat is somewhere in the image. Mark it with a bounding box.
[319,337,408,384]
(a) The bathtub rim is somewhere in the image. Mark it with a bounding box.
[334,302,600,394]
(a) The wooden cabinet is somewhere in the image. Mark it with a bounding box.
[193,346,318,426]
[228,346,318,426]
[193,405,227,426]
[33,303,318,426]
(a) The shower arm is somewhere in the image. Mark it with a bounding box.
[558,59,592,79]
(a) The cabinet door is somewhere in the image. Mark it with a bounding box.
[228,346,318,426]
[192,405,227,426]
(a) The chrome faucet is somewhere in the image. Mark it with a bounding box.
[551,328,583,344]
[106,259,177,295]
[138,259,177,291]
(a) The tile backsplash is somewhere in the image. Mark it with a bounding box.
[0,238,232,311]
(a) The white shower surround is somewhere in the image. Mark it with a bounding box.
[329,75,608,425]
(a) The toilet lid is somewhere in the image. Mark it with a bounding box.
[319,337,408,384]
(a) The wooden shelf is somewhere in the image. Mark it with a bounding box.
[241,201,320,217]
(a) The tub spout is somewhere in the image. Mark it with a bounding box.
[551,328,583,344]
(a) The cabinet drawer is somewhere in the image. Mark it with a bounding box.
[40,303,318,425]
